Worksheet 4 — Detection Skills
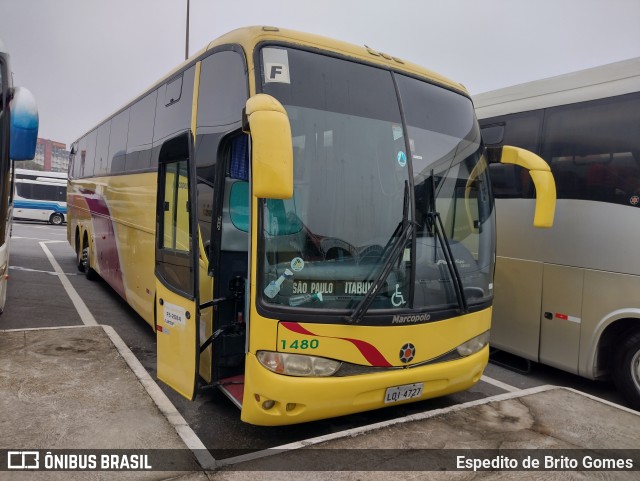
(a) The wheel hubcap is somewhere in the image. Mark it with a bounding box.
[82,247,89,269]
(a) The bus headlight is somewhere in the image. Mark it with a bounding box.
[257,351,342,377]
[456,331,490,357]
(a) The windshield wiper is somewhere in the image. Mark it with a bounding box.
[426,171,468,313]
[346,181,414,324]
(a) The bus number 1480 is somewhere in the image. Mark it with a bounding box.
[281,339,319,350]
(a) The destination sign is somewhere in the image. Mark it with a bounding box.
[291,280,387,296]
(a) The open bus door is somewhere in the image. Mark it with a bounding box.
[154,95,294,406]
[155,133,201,400]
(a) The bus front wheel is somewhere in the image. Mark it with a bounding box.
[49,213,64,225]
[613,331,640,410]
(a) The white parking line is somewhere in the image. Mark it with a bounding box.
[481,374,520,392]
[38,241,216,470]
[13,236,65,242]
[102,325,216,470]
[39,241,97,326]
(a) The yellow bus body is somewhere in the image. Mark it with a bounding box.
[67,26,554,425]
[242,308,490,425]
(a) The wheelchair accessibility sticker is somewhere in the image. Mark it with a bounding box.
[391,283,406,307]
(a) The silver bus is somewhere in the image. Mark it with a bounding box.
[474,57,640,409]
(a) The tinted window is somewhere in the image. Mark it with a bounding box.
[94,121,111,176]
[126,91,157,171]
[542,93,640,205]
[153,66,195,145]
[263,47,400,122]
[81,130,97,177]
[109,108,129,173]
[482,111,542,198]
[17,182,66,202]
[197,50,247,130]
[165,76,183,106]
[69,142,79,178]
[195,49,248,250]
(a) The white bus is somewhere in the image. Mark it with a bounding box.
[13,168,67,225]
[474,58,640,409]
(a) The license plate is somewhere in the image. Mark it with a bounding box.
[384,382,424,404]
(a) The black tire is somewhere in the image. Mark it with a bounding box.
[82,239,98,281]
[49,213,64,225]
[613,331,640,410]
[76,235,85,272]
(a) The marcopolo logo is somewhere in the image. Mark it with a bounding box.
[392,313,431,324]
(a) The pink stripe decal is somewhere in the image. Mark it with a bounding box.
[79,188,126,299]
[280,321,392,367]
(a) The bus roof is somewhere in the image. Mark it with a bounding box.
[474,57,640,119]
[73,26,467,143]
[14,168,68,179]
[204,26,466,94]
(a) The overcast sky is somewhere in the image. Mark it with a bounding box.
[1,0,639,147]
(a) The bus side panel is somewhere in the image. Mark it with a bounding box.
[492,256,543,362]
[106,173,157,326]
[539,264,583,374]
[68,173,157,327]
[581,269,640,379]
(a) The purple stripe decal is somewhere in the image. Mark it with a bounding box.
[79,188,126,299]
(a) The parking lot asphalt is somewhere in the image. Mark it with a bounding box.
[2,324,639,480]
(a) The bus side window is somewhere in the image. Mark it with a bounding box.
[482,111,541,199]
[542,93,640,206]
[219,134,250,287]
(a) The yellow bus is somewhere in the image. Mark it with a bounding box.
[0,38,39,313]
[67,26,555,425]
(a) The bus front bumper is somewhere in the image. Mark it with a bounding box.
[240,345,489,426]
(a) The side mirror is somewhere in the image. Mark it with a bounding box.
[9,87,39,160]
[243,94,293,199]
[488,145,556,228]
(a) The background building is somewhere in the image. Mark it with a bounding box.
[30,138,70,172]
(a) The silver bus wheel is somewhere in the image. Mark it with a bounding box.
[613,331,640,411]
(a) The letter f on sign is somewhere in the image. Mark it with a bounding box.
[265,62,290,83]
[270,65,283,79]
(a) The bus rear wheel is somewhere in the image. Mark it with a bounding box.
[49,213,64,225]
[613,331,640,410]
[76,235,84,272]
[82,239,98,281]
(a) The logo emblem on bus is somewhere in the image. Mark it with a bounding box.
[399,343,415,363]
[290,257,305,272]
[630,195,639,206]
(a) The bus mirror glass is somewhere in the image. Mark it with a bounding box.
[480,123,505,145]
[244,94,293,199]
[9,87,39,161]
[500,145,557,228]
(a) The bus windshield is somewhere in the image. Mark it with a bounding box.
[259,46,494,322]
